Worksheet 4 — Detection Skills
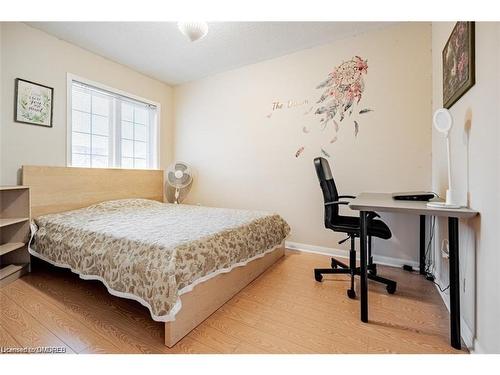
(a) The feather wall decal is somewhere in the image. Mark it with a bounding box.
[330,136,338,143]
[302,126,310,134]
[344,102,353,113]
[266,112,273,118]
[321,148,331,158]
[303,106,314,115]
[295,146,305,158]
[333,120,339,131]
[316,77,333,89]
[354,121,359,137]
[359,108,373,114]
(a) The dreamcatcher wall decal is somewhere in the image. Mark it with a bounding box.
[265,55,374,159]
[295,55,374,158]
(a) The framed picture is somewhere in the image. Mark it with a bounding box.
[14,78,54,127]
[442,22,475,109]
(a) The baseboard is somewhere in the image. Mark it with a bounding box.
[432,275,475,351]
[285,241,419,269]
[471,339,485,354]
[461,318,474,351]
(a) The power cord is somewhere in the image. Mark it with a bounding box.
[403,215,450,293]
[432,281,450,293]
[424,216,450,293]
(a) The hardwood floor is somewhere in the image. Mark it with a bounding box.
[0,250,467,354]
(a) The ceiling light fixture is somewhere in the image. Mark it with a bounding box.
[177,22,208,42]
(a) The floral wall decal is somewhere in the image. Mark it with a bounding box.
[315,56,369,128]
[308,56,374,157]
[265,55,373,159]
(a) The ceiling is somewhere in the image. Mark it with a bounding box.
[28,22,392,85]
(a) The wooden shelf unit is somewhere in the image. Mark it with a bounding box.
[0,186,31,287]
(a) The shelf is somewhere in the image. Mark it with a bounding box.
[0,264,28,287]
[0,218,29,228]
[0,186,29,191]
[0,242,26,257]
[1,186,31,285]
[0,264,27,279]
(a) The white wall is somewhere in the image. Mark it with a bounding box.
[0,23,174,185]
[0,23,3,183]
[431,22,500,353]
[174,23,432,264]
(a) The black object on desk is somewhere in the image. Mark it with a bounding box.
[392,191,437,201]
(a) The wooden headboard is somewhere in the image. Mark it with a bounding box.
[22,166,164,218]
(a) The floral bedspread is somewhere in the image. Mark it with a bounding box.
[30,199,290,321]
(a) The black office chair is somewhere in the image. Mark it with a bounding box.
[313,157,397,299]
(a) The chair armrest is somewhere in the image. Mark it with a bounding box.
[325,201,349,206]
[338,195,356,199]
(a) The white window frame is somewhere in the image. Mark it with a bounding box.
[66,73,161,169]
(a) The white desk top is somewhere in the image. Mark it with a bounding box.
[349,193,478,219]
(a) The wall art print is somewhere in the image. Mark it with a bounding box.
[442,22,475,109]
[14,78,54,127]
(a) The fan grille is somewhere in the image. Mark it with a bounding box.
[167,162,192,188]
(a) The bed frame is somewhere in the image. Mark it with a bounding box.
[22,165,285,347]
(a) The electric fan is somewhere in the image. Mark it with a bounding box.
[427,108,462,209]
[166,161,193,204]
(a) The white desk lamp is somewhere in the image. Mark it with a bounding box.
[427,108,462,209]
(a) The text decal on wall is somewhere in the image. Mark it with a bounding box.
[271,99,309,111]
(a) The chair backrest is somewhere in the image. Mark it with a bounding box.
[314,157,340,225]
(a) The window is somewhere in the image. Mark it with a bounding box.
[68,77,159,169]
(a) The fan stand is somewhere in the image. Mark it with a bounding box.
[174,188,180,204]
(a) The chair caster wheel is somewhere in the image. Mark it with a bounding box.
[386,283,397,294]
[347,289,356,299]
[314,271,323,282]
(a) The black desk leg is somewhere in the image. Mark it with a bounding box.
[448,217,461,349]
[360,211,369,323]
[419,215,426,275]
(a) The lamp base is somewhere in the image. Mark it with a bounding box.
[426,201,463,209]
[426,189,462,209]
[445,189,453,205]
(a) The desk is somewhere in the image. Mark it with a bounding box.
[349,193,478,350]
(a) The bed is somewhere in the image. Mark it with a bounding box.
[22,166,290,347]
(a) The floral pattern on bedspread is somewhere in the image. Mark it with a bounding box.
[31,199,290,321]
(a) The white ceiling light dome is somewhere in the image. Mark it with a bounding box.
[177,22,208,42]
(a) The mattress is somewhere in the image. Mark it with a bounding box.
[29,199,290,321]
